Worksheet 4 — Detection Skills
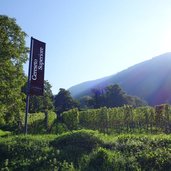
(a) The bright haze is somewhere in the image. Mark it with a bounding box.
[1,0,171,94]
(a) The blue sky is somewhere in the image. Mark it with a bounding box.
[1,0,171,94]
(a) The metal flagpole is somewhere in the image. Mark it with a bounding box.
[24,37,33,135]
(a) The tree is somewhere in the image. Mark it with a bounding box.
[79,96,94,109]
[91,88,105,108]
[90,84,146,108]
[22,80,54,131]
[54,88,79,117]
[125,95,147,107]
[105,84,127,107]
[0,15,28,128]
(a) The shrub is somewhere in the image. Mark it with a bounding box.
[81,147,139,171]
[62,108,79,130]
[26,111,56,134]
[0,135,57,170]
[50,122,68,134]
[51,129,103,165]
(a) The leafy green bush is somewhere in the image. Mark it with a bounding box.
[1,130,171,170]
[62,108,79,130]
[47,111,57,127]
[50,122,68,134]
[81,147,139,171]
[137,149,171,171]
[51,129,103,165]
[113,134,171,170]
[0,135,77,170]
[79,109,99,131]
[26,111,56,134]
[0,135,53,170]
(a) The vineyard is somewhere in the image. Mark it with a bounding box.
[18,104,171,135]
[1,105,171,170]
[62,104,171,134]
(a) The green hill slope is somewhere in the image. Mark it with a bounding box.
[69,53,171,105]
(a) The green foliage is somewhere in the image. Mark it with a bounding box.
[1,130,171,170]
[79,109,99,131]
[81,133,171,170]
[62,108,79,130]
[28,80,54,113]
[113,134,171,170]
[79,107,109,133]
[105,84,127,107]
[47,111,57,127]
[51,129,103,165]
[79,95,94,109]
[54,88,79,116]
[28,111,56,134]
[81,147,120,171]
[0,135,76,171]
[91,88,105,108]
[45,104,171,134]
[50,122,68,134]
[0,129,11,137]
[0,15,28,128]
[81,147,139,171]
[79,105,171,134]
[18,111,56,134]
[28,112,47,134]
[98,107,109,133]
[89,84,146,109]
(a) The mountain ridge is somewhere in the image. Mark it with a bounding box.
[69,52,171,105]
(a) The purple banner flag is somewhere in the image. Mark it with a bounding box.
[30,38,46,96]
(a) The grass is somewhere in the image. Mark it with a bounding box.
[0,129,11,137]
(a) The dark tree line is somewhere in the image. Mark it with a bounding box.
[53,84,146,117]
[80,84,146,109]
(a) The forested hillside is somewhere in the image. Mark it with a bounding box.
[69,53,171,105]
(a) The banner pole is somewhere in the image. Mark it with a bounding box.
[24,37,33,135]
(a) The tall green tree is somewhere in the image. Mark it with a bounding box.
[105,84,127,107]
[0,15,28,127]
[54,88,79,117]
[90,84,146,108]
